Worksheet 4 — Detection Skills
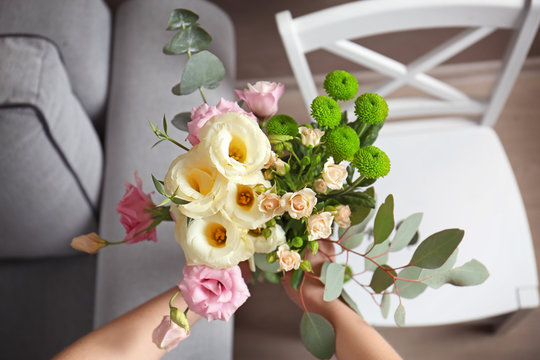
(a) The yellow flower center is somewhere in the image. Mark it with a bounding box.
[236,185,254,209]
[187,168,214,195]
[205,222,227,248]
[229,136,247,163]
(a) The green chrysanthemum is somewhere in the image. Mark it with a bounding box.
[310,96,341,129]
[266,114,299,136]
[324,125,360,162]
[354,93,388,124]
[323,70,359,101]
[352,146,391,179]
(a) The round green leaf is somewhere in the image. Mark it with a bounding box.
[340,232,364,250]
[167,9,199,30]
[394,304,406,327]
[369,265,396,293]
[178,50,226,95]
[395,267,427,299]
[171,112,191,132]
[254,253,279,273]
[449,259,489,286]
[163,25,212,55]
[373,194,394,244]
[391,213,423,252]
[408,229,464,269]
[323,262,345,301]
[300,312,336,359]
[381,293,391,318]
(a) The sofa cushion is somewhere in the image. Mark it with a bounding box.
[0,0,112,131]
[95,0,235,358]
[0,36,103,258]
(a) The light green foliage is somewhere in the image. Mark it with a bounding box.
[391,213,423,251]
[354,93,388,124]
[352,146,391,179]
[373,194,394,244]
[300,313,336,359]
[174,51,225,95]
[323,70,359,101]
[323,262,345,301]
[409,229,464,269]
[324,125,360,162]
[310,96,342,129]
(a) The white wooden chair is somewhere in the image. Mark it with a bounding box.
[276,0,540,328]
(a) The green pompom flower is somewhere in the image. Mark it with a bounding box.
[266,114,299,136]
[324,125,360,162]
[323,70,359,101]
[354,93,388,124]
[352,146,391,179]
[310,96,341,129]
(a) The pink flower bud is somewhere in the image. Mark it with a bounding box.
[70,232,106,254]
[235,81,285,118]
[152,316,189,352]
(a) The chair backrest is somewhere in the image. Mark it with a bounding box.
[276,0,540,126]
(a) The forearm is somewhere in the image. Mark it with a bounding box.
[54,287,200,360]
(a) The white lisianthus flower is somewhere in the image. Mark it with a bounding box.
[164,145,228,219]
[299,126,324,147]
[307,212,334,241]
[198,112,271,183]
[280,188,317,219]
[247,225,286,254]
[277,244,301,272]
[322,156,348,190]
[222,174,270,229]
[177,213,254,268]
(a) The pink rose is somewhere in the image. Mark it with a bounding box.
[116,172,157,244]
[178,265,250,322]
[187,98,256,146]
[152,316,189,351]
[234,81,285,118]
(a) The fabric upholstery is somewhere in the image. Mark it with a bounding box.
[0,37,103,258]
[94,0,236,358]
[0,0,112,131]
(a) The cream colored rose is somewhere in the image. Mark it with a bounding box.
[307,212,334,241]
[277,244,301,272]
[164,145,227,218]
[257,192,285,218]
[248,225,286,253]
[274,158,289,176]
[334,205,352,228]
[176,213,254,268]
[264,151,278,169]
[322,157,348,190]
[313,179,327,194]
[280,188,317,219]
[222,174,270,229]
[198,112,271,184]
[299,126,324,147]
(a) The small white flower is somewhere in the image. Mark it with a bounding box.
[307,212,334,241]
[247,225,286,254]
[277,244,301,272]
[299,126,324,147]
[334,205,352,228]
[177,213,254,268]
[322,157,348,190]
[198,112,271,183]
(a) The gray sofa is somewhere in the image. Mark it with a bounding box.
[0,0,236,358]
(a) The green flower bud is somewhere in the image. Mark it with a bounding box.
[170,307,190,331]
[310,96,341,129]
[301,156,311,167]
[324,125,360,162]
[292,236,304,248]
[262,228,272,238]
[267,114,299,136]
[300,259,314,273]
[352,146,391,179]
[354,93,388,124]
[323,70,359,101]
[308,240,319,255]
[265,218,276,227]
[266,252,277,263]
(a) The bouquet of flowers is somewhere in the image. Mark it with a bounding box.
[71,9,489,359]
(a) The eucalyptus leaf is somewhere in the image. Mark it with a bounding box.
[163,25,212,54]
[300,312,336,359]
[290,269,304,290]
[254,253,280,273]
[178,50,225,95]
[370,265,396,293]
[364,240,390,271]
[341,289,363,317]
[409,229,464,269]
[319,261,332,284]
[373,194,394,244]
[167,9,199,30]
[381,293,391,318]
[391,213,423,252]
[394,304,406,327]
[323,262,345,301]
[170,112,191,132]
[395,267,427,299]
[420,250,458,289]
[263,271,281,284]
[340,232,364,250]
[448,259,489,286]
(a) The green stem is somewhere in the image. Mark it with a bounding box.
[356,121,369,139]
[166,136,190,152]
[104,240,125,245]
[329,175,366,197]
[169,289,181,309]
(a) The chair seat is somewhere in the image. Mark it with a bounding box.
[338,118,539,327]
